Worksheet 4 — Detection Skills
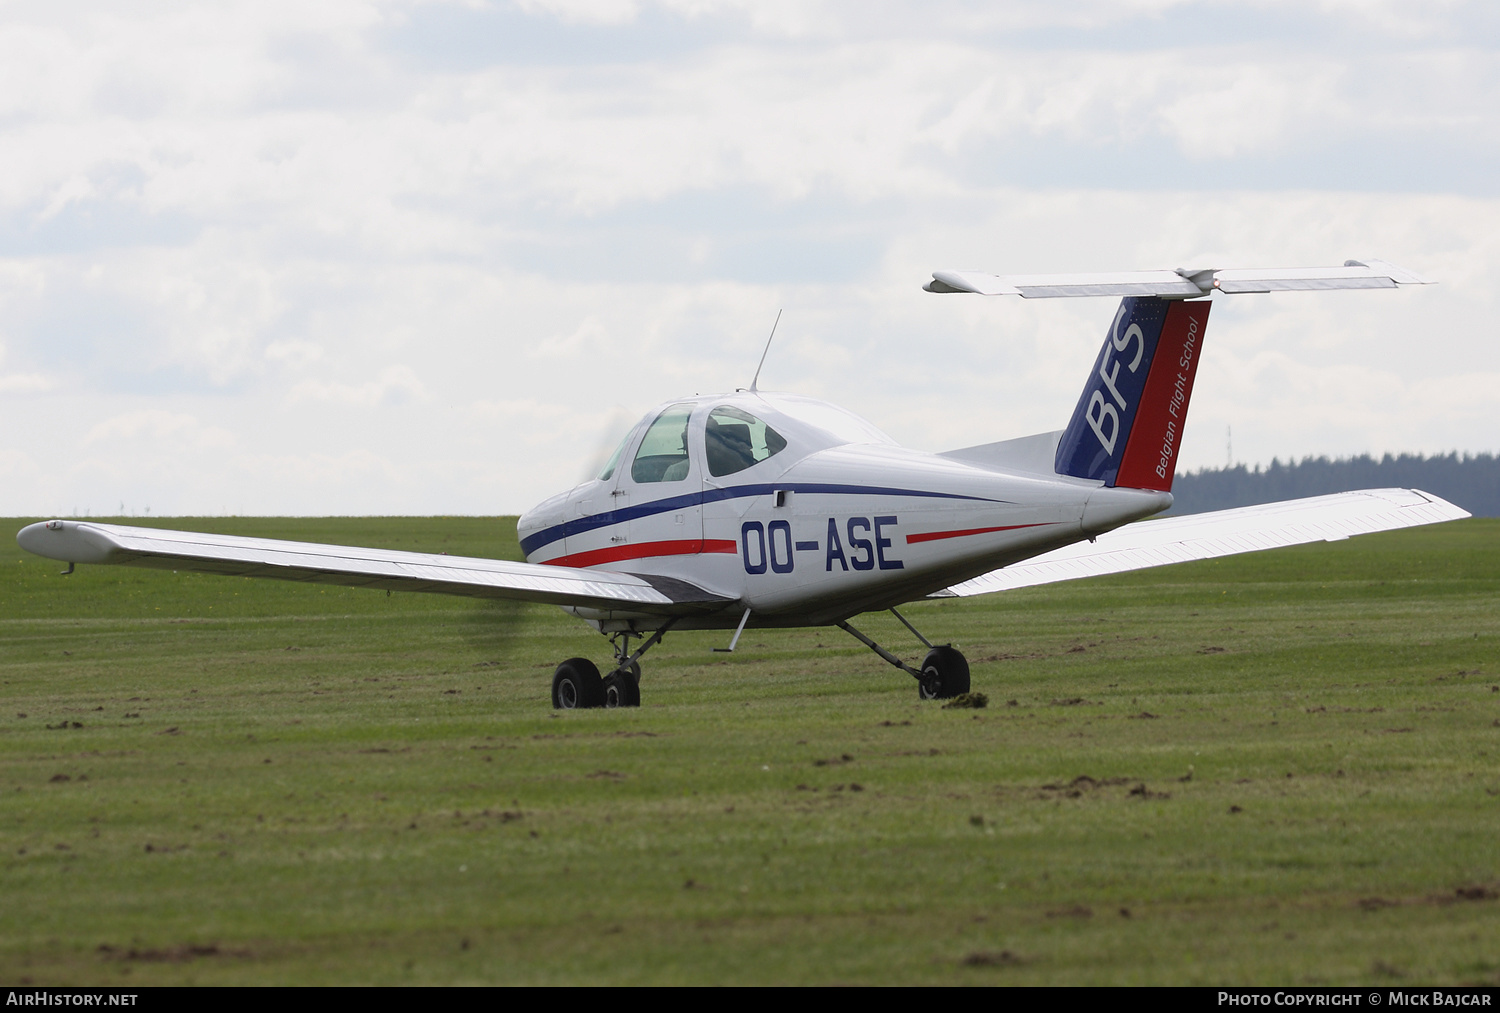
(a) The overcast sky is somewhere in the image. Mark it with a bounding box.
[3,0,1497,517]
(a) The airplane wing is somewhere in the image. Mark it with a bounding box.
[937,488,1469,597]
[924,259,1432,298]
[15,520,730,615]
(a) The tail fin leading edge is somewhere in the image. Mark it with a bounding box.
[1054,297,1211,492]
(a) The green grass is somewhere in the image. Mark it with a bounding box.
[2,516,1498,985]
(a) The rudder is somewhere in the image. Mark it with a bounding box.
[1054,297,1211,491]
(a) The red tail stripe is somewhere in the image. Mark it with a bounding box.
[543,538,738,569]
[1115,299,1211,492]
[905,523,1052,545]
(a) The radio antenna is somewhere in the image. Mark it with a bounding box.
[749,309,782,393]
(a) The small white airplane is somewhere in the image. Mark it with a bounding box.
[18,259,1468,709]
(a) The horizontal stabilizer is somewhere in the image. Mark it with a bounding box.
[925,260,1433,299]
[16,520,730,615]
[938,488,1468,596]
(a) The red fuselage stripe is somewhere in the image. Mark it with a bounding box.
[543,538,739,569]
[905,522,1052,545]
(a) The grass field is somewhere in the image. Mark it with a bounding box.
[2,515,1497,985]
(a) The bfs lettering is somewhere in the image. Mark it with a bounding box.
[1086,304,1146,455]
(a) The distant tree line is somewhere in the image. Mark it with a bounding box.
[1168,452,1500,517]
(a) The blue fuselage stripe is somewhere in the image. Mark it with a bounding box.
[519,483,1007,556]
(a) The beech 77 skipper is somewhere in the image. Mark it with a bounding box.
[18,260,1468,709]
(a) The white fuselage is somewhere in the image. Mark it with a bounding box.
[517,392,1170,633]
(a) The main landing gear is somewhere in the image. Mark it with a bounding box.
[551,620,676,710]
[551,610,968,707]
[839,608,970,700]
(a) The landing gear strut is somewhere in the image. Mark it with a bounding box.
[838,608,970,700]
[550,620,677,710]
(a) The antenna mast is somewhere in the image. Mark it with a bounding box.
[749,310,782,393]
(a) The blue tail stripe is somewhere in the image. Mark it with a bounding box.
[1055,296,1171,486]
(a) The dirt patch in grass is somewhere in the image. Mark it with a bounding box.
[98,943,251,963]
[961,949,1025,967]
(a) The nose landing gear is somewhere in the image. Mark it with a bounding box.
[551,657,603,709]
[550,620,676,710]
[603,662,641,708]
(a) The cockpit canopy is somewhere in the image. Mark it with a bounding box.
[595,392,894,487]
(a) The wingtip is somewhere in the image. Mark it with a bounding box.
[1346,259,1436,285]
[16,520,58,556]
[17,519,118,564]
[924,277,964,294]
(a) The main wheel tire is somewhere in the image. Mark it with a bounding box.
[603,667,641,708]
[918,646,970,700]
[552,658,604,709]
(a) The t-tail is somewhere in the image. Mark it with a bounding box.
[922,258,1434,492]
[1054,297,1210,492]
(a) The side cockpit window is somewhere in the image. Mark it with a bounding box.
[631,403,694,483]
[705,405,787,477]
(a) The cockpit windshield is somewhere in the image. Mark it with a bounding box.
[597,431,630,481]
[631,403,694,483]
[705,405,787,477]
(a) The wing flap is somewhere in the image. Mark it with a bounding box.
[939,488,1469,596]
[17,520,729,613]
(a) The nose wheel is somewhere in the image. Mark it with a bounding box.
[551,658,604,709]
[551,622,674,709]
[604,663,641,708]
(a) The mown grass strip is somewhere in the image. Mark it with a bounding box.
[2,517,1497,984]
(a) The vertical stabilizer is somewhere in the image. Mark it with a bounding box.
[1054,297,1211,491]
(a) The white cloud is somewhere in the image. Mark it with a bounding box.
[264,340,326,368]
[0,0,1495,516]
[0,447,41,482]
[0,372,51,392]
[515,0,643,25]
[83,409,236,449]
[288,364,428,406]
[2,5,1493,233]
